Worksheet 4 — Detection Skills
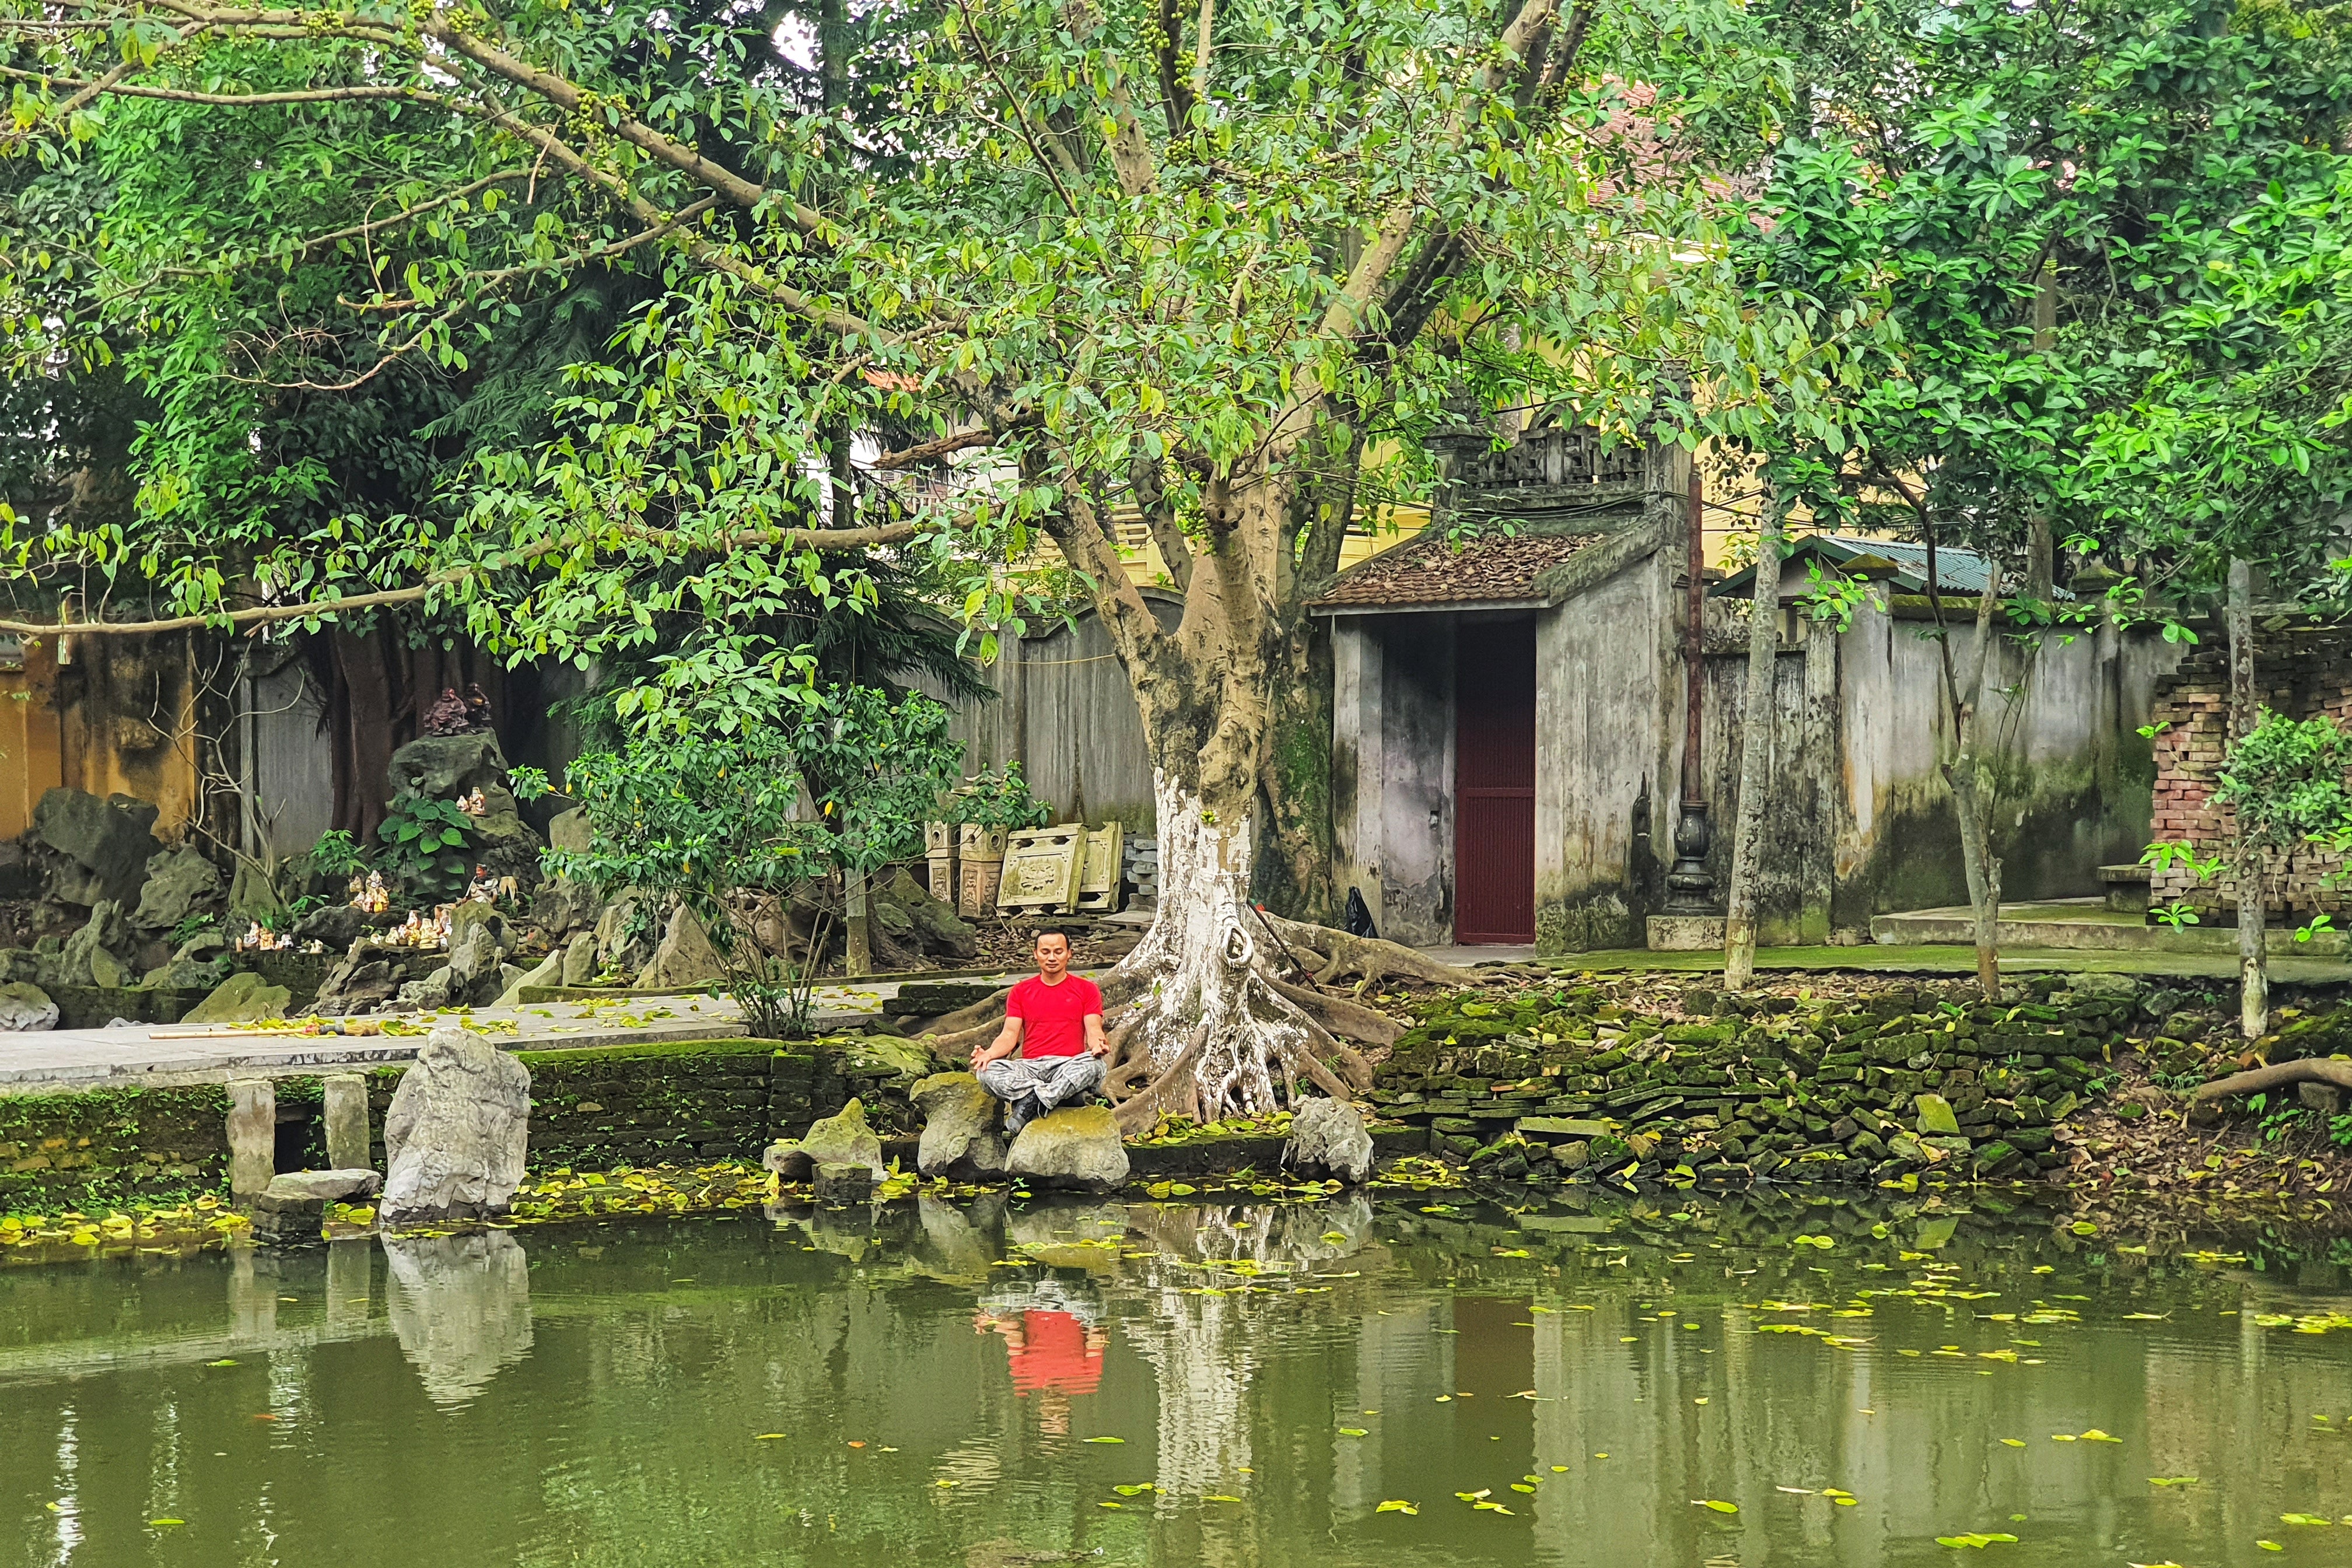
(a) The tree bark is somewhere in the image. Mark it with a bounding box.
[2227,557,2267,1040]
[844,867,872,977]
[1721,490,1786,990]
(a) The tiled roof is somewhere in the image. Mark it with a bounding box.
[1310,528,1601,609]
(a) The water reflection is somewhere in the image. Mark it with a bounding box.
[382,1229,534,1406]
[4,1191,2352,1567]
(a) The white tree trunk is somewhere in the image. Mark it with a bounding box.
[1105,771,1355,1124]
[1721,498,1785,991]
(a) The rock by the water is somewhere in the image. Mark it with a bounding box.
[559,931,599,988]
[1283,1097,1374,1184]
[762,1139,813,1181]
[913,1072,1007,1180]
[637,904,725,989]
[262,1168,383,1202]
[380,1026,531,1227]
[1005,1105,1129,1194]
[800,1097,887,1178]
[32,788,160,905]
[0,981,57,1031]
[132,845,224,932]
[184,971,293,1024]
[813,1161,877,1203]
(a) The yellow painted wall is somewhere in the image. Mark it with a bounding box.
[0,636,65,840]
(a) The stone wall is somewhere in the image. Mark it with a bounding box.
[1366,976,2146,1184]
[359,1037,921,1172]
[0,1084,230,1211]
[2147,634,2352,918]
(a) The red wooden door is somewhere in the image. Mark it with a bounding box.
[1454,618,1537,943]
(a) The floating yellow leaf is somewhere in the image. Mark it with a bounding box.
[1376,1500,1419,1515]
[1692,1499,1739,1514]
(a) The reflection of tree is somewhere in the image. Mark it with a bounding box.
[1114,1198,1377,1510]
[382,1230,534,1407]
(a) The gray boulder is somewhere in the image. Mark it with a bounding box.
[295,901,372,953]
[492,949,563,1009]
[132,845,225,932]
[559,931,599,988]
[1005,1106,1129,1194]
[183,970,293,1024]
[50,900,134,990]
[636,904,725,989]
[32,788,161,905]
[1284,1097,1375,1184]
[547,806,592,856]
[800,1097,887,1178]
[226,858,285,925]
[380,1026,531,1227]
[596,892,658,977]
[0,981,58,1031]
[914,1072,1008,1180]
[314,950,400,1016]
[446,922,505,1003]
[387,733,510,804]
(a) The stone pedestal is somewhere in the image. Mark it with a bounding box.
[813,1161,876,1203]
[1646,914,1726,951]
[323,1073,371,1171]
[227,1079,276,1199]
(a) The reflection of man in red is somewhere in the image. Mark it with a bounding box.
[978,1298,1108,1436]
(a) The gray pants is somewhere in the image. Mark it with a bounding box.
[976,1054,1105,1135]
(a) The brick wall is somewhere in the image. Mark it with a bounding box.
[2147,636,2352,917]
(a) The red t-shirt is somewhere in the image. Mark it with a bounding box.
[1007,974,1103,1059]
[1006,1310,1104,1395]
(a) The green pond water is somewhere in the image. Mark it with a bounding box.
[5,1189,2352,1567]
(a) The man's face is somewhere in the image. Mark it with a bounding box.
[1035,933,1071,978]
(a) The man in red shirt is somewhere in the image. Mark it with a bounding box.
[971,930,1108,1135]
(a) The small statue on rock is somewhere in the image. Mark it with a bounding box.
[422,687,472,737]
[422,682,495,737]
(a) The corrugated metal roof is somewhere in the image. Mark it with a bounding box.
[1711,534,2070,600]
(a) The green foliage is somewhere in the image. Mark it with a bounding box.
[953,762,1052,831]
[377,797,476,902]
[552,684,961,1031]
[2150,902,2202,931]
[2216,710,2352,855]
[168,912,218,947]
[308,829,368,878]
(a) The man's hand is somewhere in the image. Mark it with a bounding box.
[1083,1012,1109,1058]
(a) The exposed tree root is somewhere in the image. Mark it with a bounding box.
[2190,1057,2352,1105]
[1114,1024,1209,1133]
[1265,975,1404,1049]
[1259,912,1478,995]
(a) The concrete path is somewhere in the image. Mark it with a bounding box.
[0,976,999,1094]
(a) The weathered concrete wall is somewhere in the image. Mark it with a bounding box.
[1535,538,1679,953]
[1695,599,2180,942]
[1380,615,1457,946]
[1332,618,1384,926]
[244,651,335,860]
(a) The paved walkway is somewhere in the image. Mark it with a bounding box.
[0,978,963,1093]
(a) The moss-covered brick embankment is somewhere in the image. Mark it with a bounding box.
[0,1034,936,1216]
[357,1034,933,1172]
[0,1084,230,1212]
[1370,973,2147,1186]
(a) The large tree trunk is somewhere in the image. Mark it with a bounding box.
[2227,558,2266,1040]
[1721,495,1786,991]
[1254,608,1339,923]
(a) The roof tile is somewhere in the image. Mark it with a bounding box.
[1312,528,1600,609]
